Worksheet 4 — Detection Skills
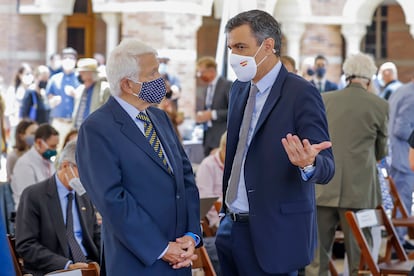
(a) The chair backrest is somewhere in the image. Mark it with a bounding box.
[192,246,216,276]
[45,262,100,276]
[387,176,411,218]
[345,205,408,275]
[6,234,23,276]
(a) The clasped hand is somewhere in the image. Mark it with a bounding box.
[281,133,332,168]
[162,235,198,269]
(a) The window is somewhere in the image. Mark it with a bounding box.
[364,6,387,59]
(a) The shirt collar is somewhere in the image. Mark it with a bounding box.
[55,174,72,200]
[114,96,146,120]
[253,61,282,93]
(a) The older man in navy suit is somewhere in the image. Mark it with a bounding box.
[215,10,335,276]
[76,38,201,275]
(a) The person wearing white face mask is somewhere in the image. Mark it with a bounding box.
[47,47,80,150]
[215,10,335,276]
[76,38,201,275]
[15,140,100,275]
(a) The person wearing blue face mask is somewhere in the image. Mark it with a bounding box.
[11,123,59,209]
[310,55,338,93]
[76,38,201,275]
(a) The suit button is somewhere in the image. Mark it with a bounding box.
[176,195,180,199]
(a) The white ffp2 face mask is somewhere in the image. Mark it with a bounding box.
[229,41,267,82]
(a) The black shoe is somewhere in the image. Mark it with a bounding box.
[403,241,414,250]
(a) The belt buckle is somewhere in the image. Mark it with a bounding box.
[230,212,237,221]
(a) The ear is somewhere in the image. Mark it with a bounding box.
[120,78,133,92]
[264,38,275,53]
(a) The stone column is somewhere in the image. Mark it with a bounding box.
[281,22,305,67]
[41,14,64,64]
[341,23,367,56]
[101,13,121,60]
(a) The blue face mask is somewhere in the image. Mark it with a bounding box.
[306,68,315,76]
[130,77,167,104]
[24,135,35,147]
[316,67,326,78]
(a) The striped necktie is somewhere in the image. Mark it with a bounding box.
[137,112,171,174]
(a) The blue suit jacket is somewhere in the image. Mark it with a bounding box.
[310,79,338,93]
[223,67,335,273]
[76,97,201,275]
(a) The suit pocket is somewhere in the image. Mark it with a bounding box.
[280,200,314,214]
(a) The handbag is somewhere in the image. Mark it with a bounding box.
[28,91,38,121]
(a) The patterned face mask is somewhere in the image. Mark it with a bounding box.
[130,77,167,104]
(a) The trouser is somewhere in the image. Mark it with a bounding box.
[390,167,414,243]
[215,215,298,276]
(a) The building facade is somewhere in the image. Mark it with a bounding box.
[1,0,413,117]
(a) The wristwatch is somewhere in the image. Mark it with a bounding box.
[300,163,315,173]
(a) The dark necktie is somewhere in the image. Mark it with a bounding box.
[136,112,172,174]
[225,84,259,206]
[75,91,88,129]
[66,193,87,263]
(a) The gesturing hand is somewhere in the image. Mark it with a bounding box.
[281,133,332,168]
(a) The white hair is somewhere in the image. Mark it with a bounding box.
[342,53,377,80]
[379,61,398,79]
[57,140,77,168]
[106,38,157,96]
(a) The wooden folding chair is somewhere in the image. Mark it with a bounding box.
[192,246,216,276]
[345,205,414,275]
[201,201,222,237]
[386,176,414,240]
[7,234,23,276]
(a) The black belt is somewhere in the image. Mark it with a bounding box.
[228,212,249,223]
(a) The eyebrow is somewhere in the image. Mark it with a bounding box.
[228,42,247,49]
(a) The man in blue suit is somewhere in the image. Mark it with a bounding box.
[76,38,201,275]
[215,10,335,275]
[310,55,338,93]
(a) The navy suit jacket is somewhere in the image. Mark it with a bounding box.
[223,67,335,273]
[310,79,338,93]
[15,176,100,275]
[76,97,201,275]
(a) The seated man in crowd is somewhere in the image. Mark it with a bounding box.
[15,141,100,276]
[11,123,59,208]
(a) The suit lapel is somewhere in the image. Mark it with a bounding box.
[75,194,97,258]
[46,177,70,258]
[252,67,286,138]
[110,98,173,175]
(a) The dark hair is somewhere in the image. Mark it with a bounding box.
[225,9,282,56]
[14,119,37,151]
[314,55,328,64]
[14,63,31,92]
[34,123,59,141]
